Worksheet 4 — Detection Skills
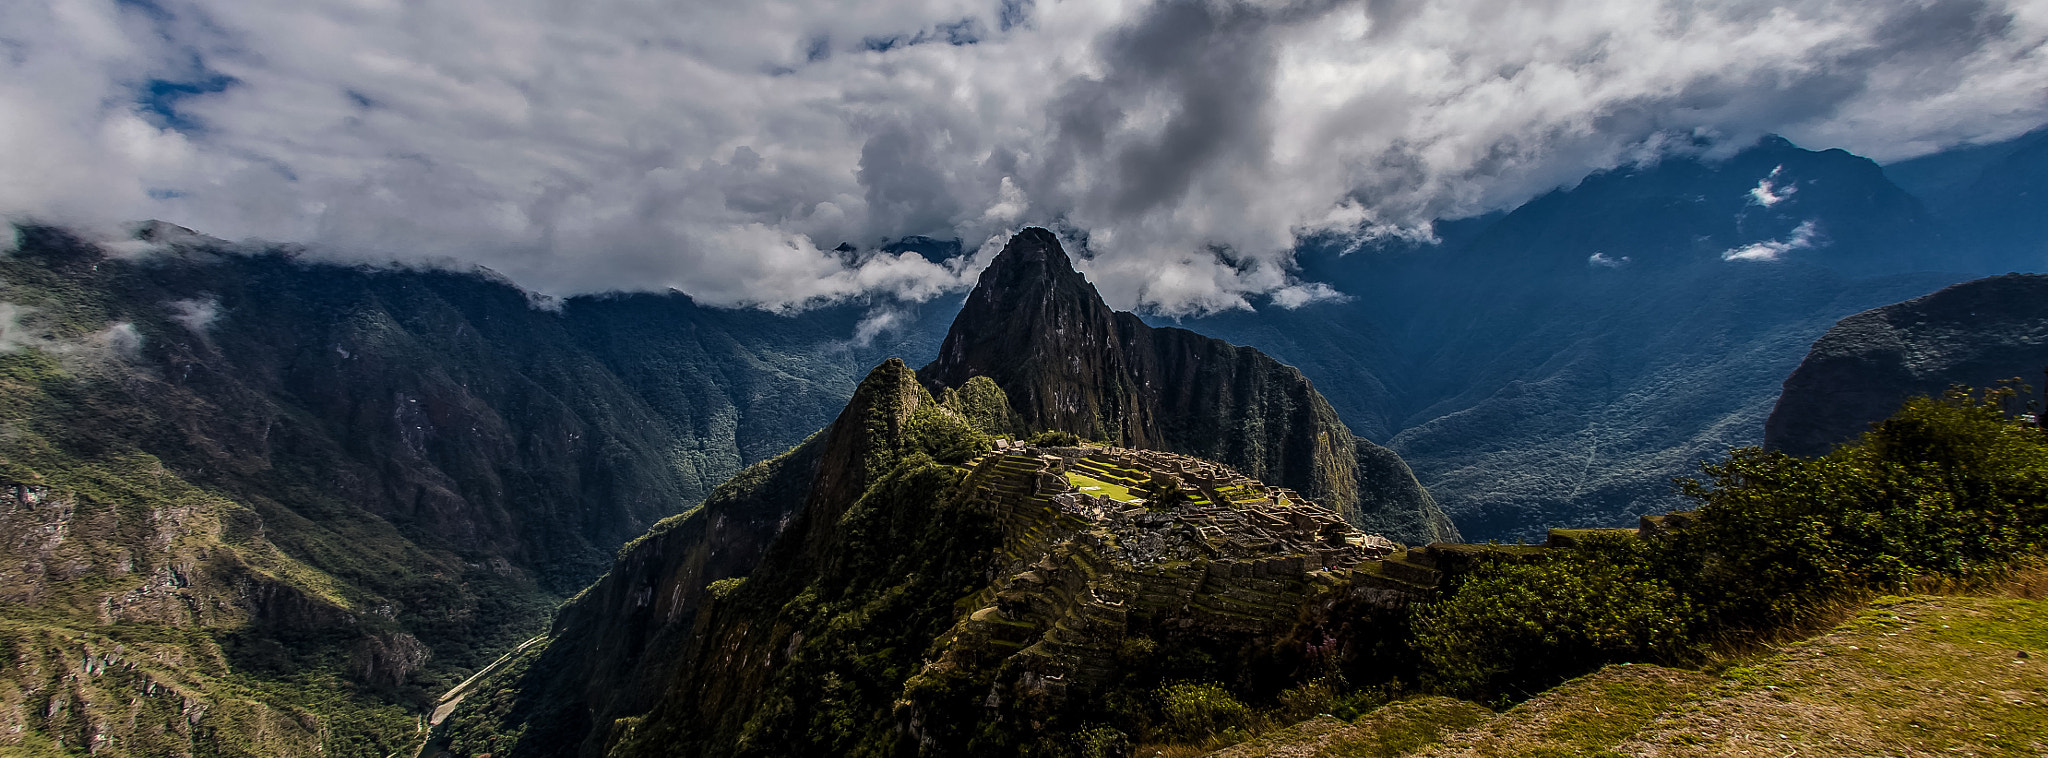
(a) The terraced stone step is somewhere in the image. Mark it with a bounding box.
[1378,556,1441,586]
[1194,597,1284,619]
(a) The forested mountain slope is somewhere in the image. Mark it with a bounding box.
[0,224,947,755]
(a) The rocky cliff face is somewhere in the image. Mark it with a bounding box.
[924,228,1147,442]
[922,229,1455,544]
[445,435,825,757]
[1765,274,2048,456]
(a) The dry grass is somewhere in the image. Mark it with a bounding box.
[1408,665,1716,758]
[1621,595,2048,758]
[1199,698,1494,758]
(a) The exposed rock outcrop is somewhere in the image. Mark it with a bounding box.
[1765,274,2048,456]
[445,355,1497,757]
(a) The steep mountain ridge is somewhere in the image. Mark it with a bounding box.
[924,228,1454,544]
[7,124,2043,755]
[444,358,1000,756]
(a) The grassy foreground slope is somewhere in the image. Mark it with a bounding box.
[1207,589,2048,758]
[1624,593,2046,758]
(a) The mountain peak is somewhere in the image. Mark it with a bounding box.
[985,226,1071,272]
[921,228,1456,544]
[969,226,1092,305]
[922,229,1132,441]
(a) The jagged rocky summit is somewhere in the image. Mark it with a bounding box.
[1766,273,2048,456]
[922,227,1456,545]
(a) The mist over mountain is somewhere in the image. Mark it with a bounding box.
[5,1,2048,755]
[427,219,2048,758]
[8,0,2046,315]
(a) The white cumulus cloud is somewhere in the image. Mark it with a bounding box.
[1723,219,1822,261]
[1749,165,1796,207]
[165,297,221,335]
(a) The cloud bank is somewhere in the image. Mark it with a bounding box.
[2,0,2045,313]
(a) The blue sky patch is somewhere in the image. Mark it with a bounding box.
[139,74,238,133]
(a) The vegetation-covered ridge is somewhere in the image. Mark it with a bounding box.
[1171,384,2048,756]
[0,278,460,756]
[443,381,2048,757]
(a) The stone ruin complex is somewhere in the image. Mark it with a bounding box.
[929,440,1406,692]
[983,439,1399,568]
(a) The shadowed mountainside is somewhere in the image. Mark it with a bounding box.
[1885,125,2048,272]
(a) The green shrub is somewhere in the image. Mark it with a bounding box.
[706,576,748,601]
[907,405,990,464]
[1070,725,1131,758]
[1412,533,1697,698]
[1155,682,1251,741]
[1672,389,2048,630]
[1274,676,1341,721]
[943,376,1022,437]
[1026,430,1083,447]
[1412,388,2048,702]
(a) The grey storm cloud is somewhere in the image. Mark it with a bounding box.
[2,0,2045,314]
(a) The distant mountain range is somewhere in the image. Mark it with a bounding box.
[1181,129,2046,538]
